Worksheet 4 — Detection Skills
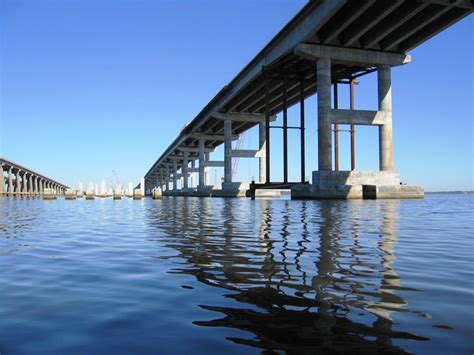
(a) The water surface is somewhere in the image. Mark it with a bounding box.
[0,194,473,354]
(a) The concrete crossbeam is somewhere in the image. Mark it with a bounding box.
[203,161,225,168]
[329,109,388,126]
[230,149,259,158]
[167,156,186,160]
[295,43,411,66]
[191,133,239,141]
[177,147,215,153]
[424,0,473,8]
[213,112,276,123]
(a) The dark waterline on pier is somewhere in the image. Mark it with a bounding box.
[0,195,473,354]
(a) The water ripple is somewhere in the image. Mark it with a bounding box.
[0,195,473,354]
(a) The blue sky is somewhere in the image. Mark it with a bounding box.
[0,0,472,192]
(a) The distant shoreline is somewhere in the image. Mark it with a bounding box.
[425,191,474,195]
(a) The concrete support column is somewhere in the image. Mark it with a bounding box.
[140,178,145,196]
[34,177,38,195]
[28,174,33,194]
[22,172,27,194]
[258,122,267,183]
[40,179,44,194]
[0,164,4,194]
[378,65,393,171]
[205,152,210,185]
[173,160,178,191]
[198,139,206,189]
[182,151,189,190]
[16,170,21,193]
[191,160,196,188]
[224,119,232,183]
[8,168,13,193]
[317,57,332,171]
[165,166,170,191]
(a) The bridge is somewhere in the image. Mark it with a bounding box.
[142,0,472,199]
[0,157,68,196]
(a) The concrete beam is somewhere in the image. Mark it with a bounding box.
[166,156,186,160]
[329,109,388,126]
[230,149,259,158]
[177,147,215,153]
[203,161,225,168]
[295,43,411,66]
[191,133,239,141]
[213,112,276,123]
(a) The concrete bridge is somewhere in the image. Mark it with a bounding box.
[0,157,68,196]
[143,0,473,199]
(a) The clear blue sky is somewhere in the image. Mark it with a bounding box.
[0,0,472,192]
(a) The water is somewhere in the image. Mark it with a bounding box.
[0,194,473,354]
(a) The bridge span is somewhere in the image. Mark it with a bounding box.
[142,0,473,199]
[0,157,68,196]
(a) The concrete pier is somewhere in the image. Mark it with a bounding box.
[133,188,144,200]
[65,189,77,200]
[86,189,95,200]
[152,187,162,199]
[43,188,57,200]
[114,186,122,200]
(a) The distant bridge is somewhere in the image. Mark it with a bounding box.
[142,0,472,199]
[0,157,68,196]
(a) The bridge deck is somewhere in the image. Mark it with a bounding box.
[144,0,473,180]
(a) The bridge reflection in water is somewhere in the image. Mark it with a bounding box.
[146,198,427,353]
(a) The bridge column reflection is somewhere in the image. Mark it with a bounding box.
[145,198,426,352]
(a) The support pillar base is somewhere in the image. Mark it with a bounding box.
[291,170,423,199]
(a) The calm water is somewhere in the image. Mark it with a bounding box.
[0,194,473,354]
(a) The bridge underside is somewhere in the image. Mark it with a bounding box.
[0,158,68,197]
[143,0,472,199]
